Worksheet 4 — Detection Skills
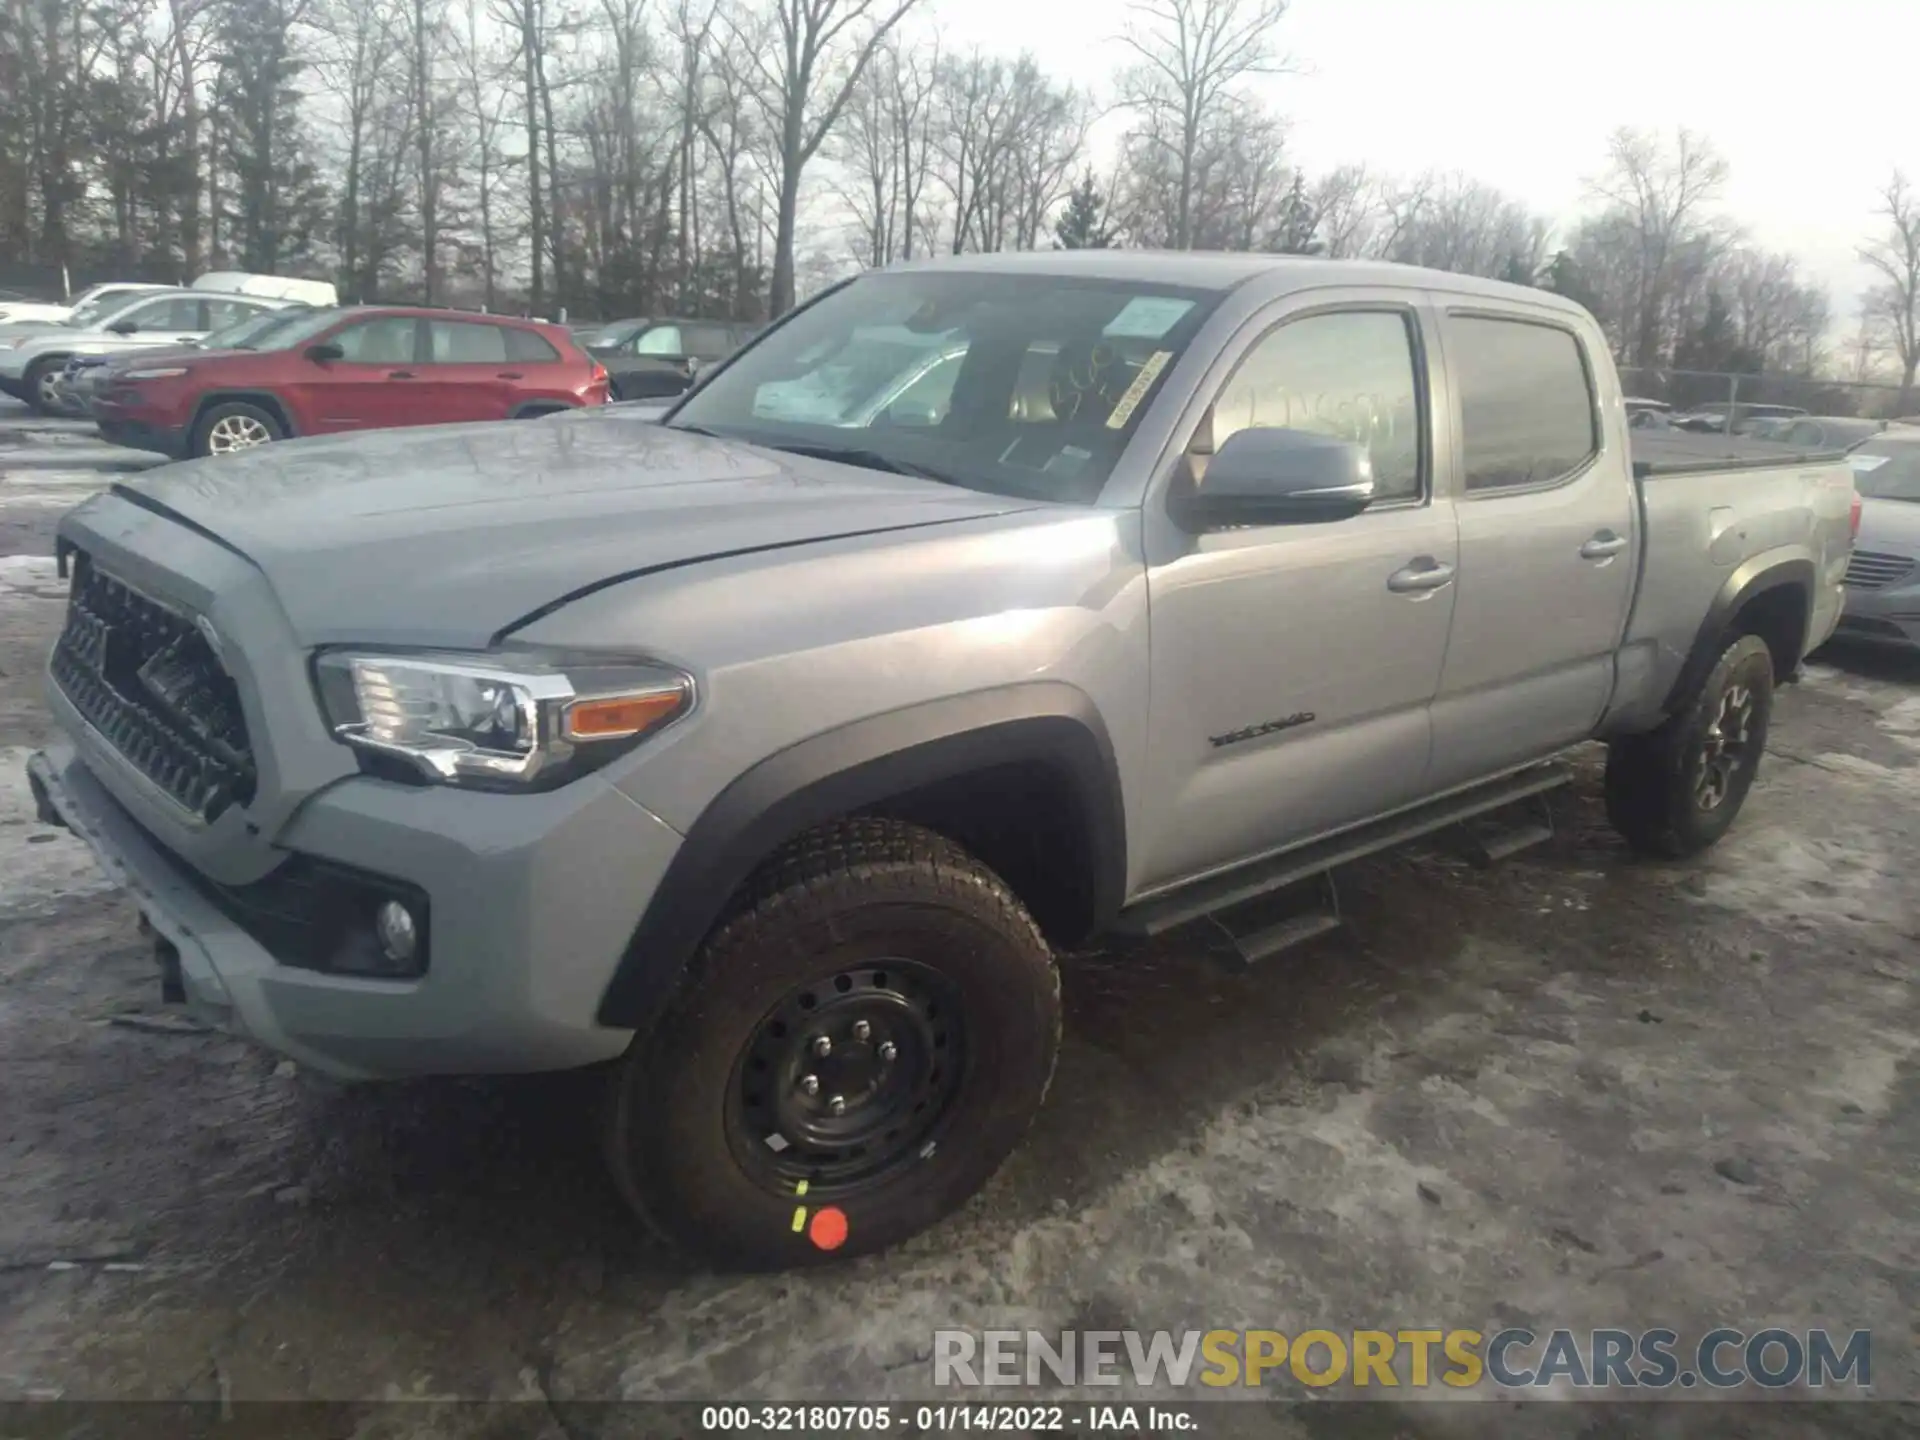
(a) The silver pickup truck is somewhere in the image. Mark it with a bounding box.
[27,254,1857,1268]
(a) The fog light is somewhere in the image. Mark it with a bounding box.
[375,901,419,964]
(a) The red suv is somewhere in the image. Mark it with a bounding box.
[92,306,609,459]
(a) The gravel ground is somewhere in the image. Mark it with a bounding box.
[0,398,1915,1438]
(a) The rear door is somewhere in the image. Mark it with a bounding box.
[285,314,424,432]
[416,318,524,420]
[1425,307,1637,792]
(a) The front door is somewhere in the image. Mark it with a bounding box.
[292,315,425,433]
[1135,298,1458,893]
[1425,309,1637,792]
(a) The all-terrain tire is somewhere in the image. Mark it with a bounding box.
[191,401,284,458]
[1606,633,1775,859]
[602,817,1061,1270]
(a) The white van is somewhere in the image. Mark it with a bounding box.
[190,272,339,307]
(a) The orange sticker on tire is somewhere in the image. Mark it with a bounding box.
[807,1206,848,1251]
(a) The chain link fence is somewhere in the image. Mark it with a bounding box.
[1617,365,1913,423]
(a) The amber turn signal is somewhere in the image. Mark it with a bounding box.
[562,689,685,741]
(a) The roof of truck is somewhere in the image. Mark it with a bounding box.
[880,250,1587,313]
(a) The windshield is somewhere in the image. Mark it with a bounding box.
[668,271,1219,502]
[1850,442,1920,502]
[249,307,362,351]
[204,307,320,350]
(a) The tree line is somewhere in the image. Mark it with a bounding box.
[1,0,1915,405]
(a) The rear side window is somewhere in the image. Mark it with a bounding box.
[1450,316,1598,491]
[684,323,733,358]
[429,320,509,363]
[503,326,561,362]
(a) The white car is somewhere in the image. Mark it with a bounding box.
[0,283,169,339]
[0,290,301,415]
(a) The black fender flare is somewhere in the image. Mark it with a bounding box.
[193,390,297,438]
[1664,554,1815,712]
[594,682,1127,1029]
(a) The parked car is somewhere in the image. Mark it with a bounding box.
[91,305,608,458]
[56,306,320,416]
[0,284,171,347]
[1670,402,1809,435]
[1829,430,1920,651]
[578,316,751,400]
[189,272,339,307]
[29,253,1855,1268]
[0,281,169,328]
[0,289,301,415]
[1775,415,1886,451]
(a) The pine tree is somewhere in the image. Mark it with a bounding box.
[212,0,331,272]
[1270,174,1322,255]
[1055,172,1114,250]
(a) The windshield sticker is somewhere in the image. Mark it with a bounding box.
[1105,351,1173,429]
[1102,298,1195,340]
[1850,455,1891,472]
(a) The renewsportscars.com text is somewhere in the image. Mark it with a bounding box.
[932,1327,1871,1391]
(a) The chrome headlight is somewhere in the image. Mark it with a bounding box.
[314,649,693,790]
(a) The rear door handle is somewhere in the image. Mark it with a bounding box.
[497,371,524,380]
[1580,531,1628,559]
[387,370,415,380]
[1387,558,1456,594]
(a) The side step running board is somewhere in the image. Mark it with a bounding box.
[1215,872,1342,968]
[1116,762,1573,942]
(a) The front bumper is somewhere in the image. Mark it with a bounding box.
[1836,576,1920,651]
[95,414,188,457]
[28,740,681,1080]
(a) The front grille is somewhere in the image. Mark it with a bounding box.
[50,552,256,822]
[1843,549,1915,589]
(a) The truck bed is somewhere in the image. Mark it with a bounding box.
[1631,432,1846,478]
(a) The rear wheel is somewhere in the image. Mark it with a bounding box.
[602,818,1060,1269]
[192,401,283,458]
[1606,632,1775,858]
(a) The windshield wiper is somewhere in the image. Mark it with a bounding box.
[757,439,961,487]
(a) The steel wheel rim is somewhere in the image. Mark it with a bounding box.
[1695,682,1754,810]
[727,960,965,1197]
[207,415,271,454]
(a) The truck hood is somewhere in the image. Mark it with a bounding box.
[111,419,1042,646]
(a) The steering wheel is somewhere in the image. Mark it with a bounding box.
[1048,338,1126,422]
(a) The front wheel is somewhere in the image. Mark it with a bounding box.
[23,357,73,417]
[192,401,284,457]
[1606,632,1775,858]
[602,818,1061,1269]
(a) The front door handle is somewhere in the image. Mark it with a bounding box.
[1387,558,1456,594]
[1580,531,1628,559]
[497,371,524,380]
[387,370,415,380]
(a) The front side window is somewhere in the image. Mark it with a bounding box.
[332,316,419,365]
[204,299,263,331]
[1450,315,1599,491]
[670,271,1220,502]
[634,325,685,356]
[120,295,204,332]
[1200,309,1424,503]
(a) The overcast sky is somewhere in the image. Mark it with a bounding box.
[911,0,1915,328]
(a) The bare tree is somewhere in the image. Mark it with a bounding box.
[1585,126,1729,367]
[1378,171,1548,280]
[730,0,923,315]
[1861,171,1920,412]
[1113,0,1289,250]
[1310,164,1379,259]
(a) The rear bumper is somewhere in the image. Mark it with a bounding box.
[27,740,677,1080]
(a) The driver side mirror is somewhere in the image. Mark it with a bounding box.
[305,341,345,363]
[1180,427,1376,529]
[108,318,139,335]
